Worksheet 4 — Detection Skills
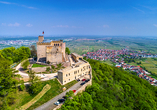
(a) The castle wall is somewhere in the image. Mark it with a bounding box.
[37,44,49,62]
[37,36,66,64]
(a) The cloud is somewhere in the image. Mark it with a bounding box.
[1,23,6,26]
[26,23,33,27]
[0,1,11,4]
[103,25,109,28]
[153,24,157,27]
[52,25,69,28]
[133,7,145,13]
[8,22,20,27]
[0,1,37,9]
[141,5,157,11]
[71,26,83,28]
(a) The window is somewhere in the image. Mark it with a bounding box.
[69,79,70,81]
[54,44,55,46]
[64,80,66,82]
[69,73,70,76]
[58,44,59,46]
[78,70,79,73]
[66,74,68,77]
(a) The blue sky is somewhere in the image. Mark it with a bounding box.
[0,0,157,36]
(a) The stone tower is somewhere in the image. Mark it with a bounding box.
[37,35,66,64]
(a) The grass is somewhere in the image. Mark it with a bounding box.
[19,84,51,110]
[140,58,157,74]
[148,74,157,79]
[10,79,77,110]
[127,58,157,75]
[102,60,113,66]
[27,79,77,110]
[32,64,47,68]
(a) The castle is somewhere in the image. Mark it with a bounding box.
[37,36,66,64]
[36,35,92,85]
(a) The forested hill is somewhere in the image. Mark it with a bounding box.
[60,59,157,110]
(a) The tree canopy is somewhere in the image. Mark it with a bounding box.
[0,46,31,64]
[60,59,157,110]
[65,47,70,55]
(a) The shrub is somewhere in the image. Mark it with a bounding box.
[20,84,25,91]
[46,67,51,72]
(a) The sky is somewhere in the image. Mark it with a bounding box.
[0,0,157,36]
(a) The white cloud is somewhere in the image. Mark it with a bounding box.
[153,24,157,27]
[103,25,109,28]
[141,5,157,11]
[52,25,69,28]
[26,23,33,27]
[133,7,145,14]
[57,25,69,28]
[1,23,6,26]
[71,26,83,28]
[8,22,20,27]
[0,1,37,9]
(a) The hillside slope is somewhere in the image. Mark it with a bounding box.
[60,59,157,110]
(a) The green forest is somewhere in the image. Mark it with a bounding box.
[0,46,31,64]
[0,47,31,109]
[60,59,157,110]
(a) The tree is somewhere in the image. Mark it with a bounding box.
[66,90,74,99]
[65,47,70,55]
[22,60,30,70]
[0,58,19,109]
[46,67,51,72]
[57,63,63,70]
[28,71,41,94]
[30,45,37,58]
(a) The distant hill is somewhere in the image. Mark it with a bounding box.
[60,59,157,110]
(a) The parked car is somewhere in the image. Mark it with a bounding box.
[80,82,85,85]
[82,79,86,81]
[62,96,66,99]
[85,79,90,82]
[73,90,76,93]
[77,79,80,81]
[54,99,65,105]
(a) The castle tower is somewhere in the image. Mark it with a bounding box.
[38,36,44,42]
[36,35,66,64]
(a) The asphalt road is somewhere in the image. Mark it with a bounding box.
[34,81,83,110]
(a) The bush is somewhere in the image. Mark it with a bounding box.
[46,67,51,72]
[22,60,30,70]
[30,82,42,94]
[20,84,25,91]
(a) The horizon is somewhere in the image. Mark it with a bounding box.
[1,0,157,36]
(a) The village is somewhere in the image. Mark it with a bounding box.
[83,48,157,86]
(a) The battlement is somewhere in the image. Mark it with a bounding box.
[37,35,66,64]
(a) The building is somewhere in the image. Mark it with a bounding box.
[37,36,66,64]
[58,53,92,85]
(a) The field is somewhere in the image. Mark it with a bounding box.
[10,79,77,110]
[32,64,48,68]
[127,58,157,74]
[65,36,157,55]
[140,58,157,74]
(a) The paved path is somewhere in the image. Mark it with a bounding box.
[15,62,57,81]
[34,81,83,110]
